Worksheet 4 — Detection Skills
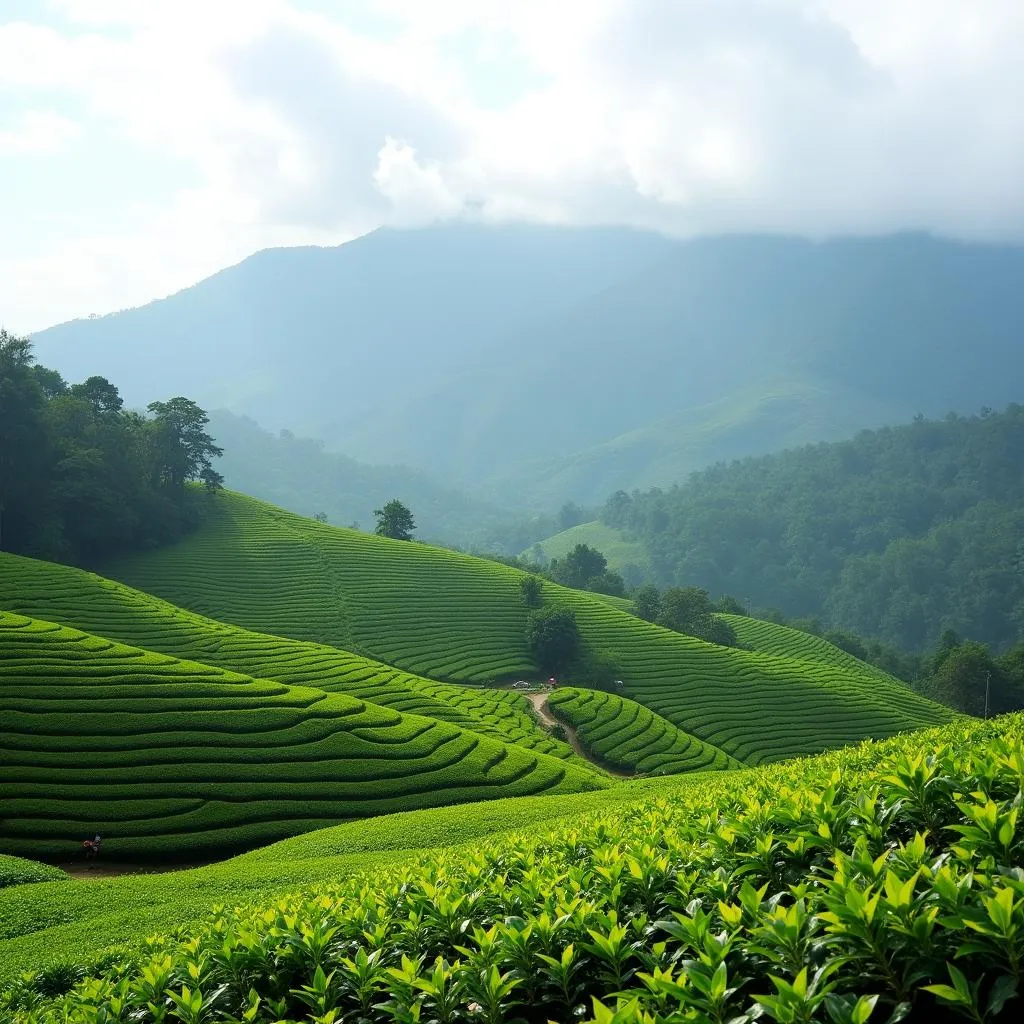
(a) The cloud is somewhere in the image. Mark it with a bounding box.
[1,0,1023,331]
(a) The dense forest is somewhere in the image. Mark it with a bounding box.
[601,405,1024,652]
[0,331,221,563]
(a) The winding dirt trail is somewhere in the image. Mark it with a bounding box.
[524,692,633,777]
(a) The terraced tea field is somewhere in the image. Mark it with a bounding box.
[98,492,954,763]
[0,611,602,861]
[547,687,742,774]
[0,553,580,766]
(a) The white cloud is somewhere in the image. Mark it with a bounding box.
[0,109,81,154]
[1,0,1023,332]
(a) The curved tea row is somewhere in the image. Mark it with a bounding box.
[546,687,742,774]
[0,611,601,860]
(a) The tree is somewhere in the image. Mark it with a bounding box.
[569,647,622,691]
[633,585,662,622]
[659,586,738,647]
[520,574,544,608]
[374,499,416,541]
[0,331,52,552]
[550,544,607,590]
[525,606,580,674]
[586,570,626,597]
[71,376,123,415]
[147,398,223,499]
[313,512,328,523]
[558,501,586,532]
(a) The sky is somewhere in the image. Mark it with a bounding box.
[1,0,1023,333]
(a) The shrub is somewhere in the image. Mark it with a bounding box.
[0,855,69,889]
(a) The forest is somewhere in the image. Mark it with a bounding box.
[602,405,1024,653]
[0,331,221,563]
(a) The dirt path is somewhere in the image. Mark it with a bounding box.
[524,692,633,777]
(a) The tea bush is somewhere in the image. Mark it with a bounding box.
[95,492,951,764]
[0,856,68,890]
[5,715,1023,1023]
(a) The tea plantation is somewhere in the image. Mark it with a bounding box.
[98,492,953,763]
[0,552,583,766]
[0,610,602,861]
[4,715,1023,1022]
[546,687,742,774]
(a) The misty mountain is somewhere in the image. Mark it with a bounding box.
[31,226,1024,509]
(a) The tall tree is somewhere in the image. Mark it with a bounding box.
[147,398,223,499]
[550,544,608,590]
[374,499,416,541]
[0,331,51,552]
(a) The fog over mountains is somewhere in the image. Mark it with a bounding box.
[32,224,1024,509]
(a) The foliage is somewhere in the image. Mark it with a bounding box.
[632,585,662,622]
[526,607,581,675]
[550,544,609,590]
[520,574,544,609]
[565,647,622,693]
[0,856,68,890]
[606,405,1024,652]
[8,715,1024,1023]
[0,334,220,563]
[374,499,417,541]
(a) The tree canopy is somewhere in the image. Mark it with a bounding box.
[373,499,416,541]
[0,332,222,563]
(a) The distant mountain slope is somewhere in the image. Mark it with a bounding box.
[32,226,1024,509]
[30,223,675,439]
[600,404,1024,652]
[0,610,598,861]
[96,491,952,764]
[207,409,509,544]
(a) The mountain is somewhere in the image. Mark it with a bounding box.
[587,404,1024,653]
[31,227,1024,509]
[206,409,512,543]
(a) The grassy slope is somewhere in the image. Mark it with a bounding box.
[527,521,650,574]
[0,552,582,767]
[98,492,952,764]
[0,610,604,861]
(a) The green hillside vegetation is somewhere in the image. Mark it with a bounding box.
[0,551,582,766]
[93,491,952,764]
[603,404,1024,652]
[5,715,1024,1022]
[547,687,741,774]
[0,610,601,861]
[0,856,68,890]
[527,521,650,582]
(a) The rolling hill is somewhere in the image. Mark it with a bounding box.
[31,226,1024,509]
[0,609,603,861]
[90,491,952,764]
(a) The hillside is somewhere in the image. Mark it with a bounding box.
[31,227,1024,510]
[4,714,1022,1021]
[0,551,589,768]
[0,610,603,861]
[598,404,1024,651]
[91,491,952,764]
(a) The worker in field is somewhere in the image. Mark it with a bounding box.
[82,833,102,859]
